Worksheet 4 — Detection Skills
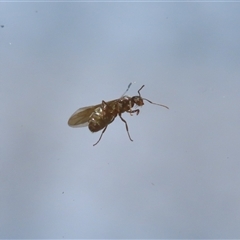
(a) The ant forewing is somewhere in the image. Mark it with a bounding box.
[68,85,169,146]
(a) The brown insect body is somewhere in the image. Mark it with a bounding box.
[88,95,143,131]
[68,85,168,146]
[88,101,116,132]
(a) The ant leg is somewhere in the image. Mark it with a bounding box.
[93,117,115,146]
[127,109,140,116]
[93,125,108,146]
[119,114,133,142]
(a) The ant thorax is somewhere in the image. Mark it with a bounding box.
[116,96,134,113]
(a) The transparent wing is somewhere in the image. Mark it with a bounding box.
[68,104,101,128]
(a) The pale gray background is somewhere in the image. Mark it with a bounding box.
[1,2,240,239]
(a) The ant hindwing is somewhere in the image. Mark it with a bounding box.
[68,85,169,146]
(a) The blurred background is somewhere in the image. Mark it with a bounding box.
[1,2,240,238]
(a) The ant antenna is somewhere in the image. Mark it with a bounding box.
[121,82,136,97]
[142,98,169,109]
[138,85,145,97]
[138,85,169,109]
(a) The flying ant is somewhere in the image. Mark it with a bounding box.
[68,84,169,146]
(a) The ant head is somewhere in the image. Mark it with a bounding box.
[132,96,144,106]
[131,85,145,106]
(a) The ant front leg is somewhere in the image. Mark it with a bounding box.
[127,109,140,116]
[119,113,133,142]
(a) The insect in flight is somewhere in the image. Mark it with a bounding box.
[68,84,169,146]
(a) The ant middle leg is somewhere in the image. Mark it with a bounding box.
[119,114,133,142]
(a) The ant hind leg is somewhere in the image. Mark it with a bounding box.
[93,125,108,146]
